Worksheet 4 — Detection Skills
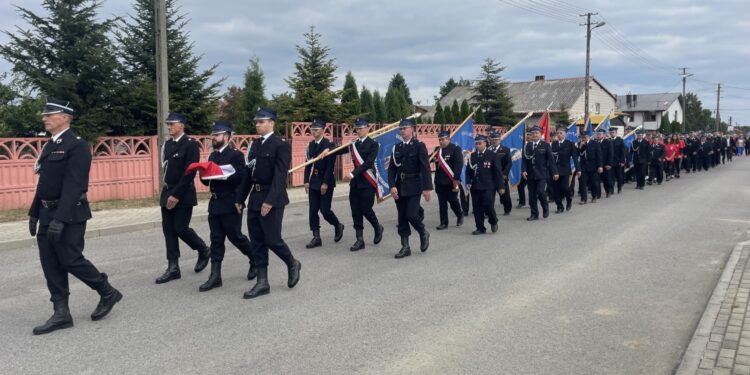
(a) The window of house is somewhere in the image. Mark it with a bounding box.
[644,112,657,122]
[674,110,677,121]
[595,103,600,114]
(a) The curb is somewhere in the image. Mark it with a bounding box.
[0,194,348,251]
[675,236,750,374]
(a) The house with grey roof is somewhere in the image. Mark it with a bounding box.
[615,93,683,131]
[424,75,617,126]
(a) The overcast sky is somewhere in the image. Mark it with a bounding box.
[1,0,749,124]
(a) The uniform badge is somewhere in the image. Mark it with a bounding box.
[55,139,62,144]
[173,153,179,158]
[484,161,491,168]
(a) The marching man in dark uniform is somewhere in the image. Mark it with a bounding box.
[321,118,384,252]
[236,108,301,299]
[648,135,665,185]
[609,127,626,194]
[303,119,345,249]
[630,129,650,190]
[488,131,513,216]
[596,128,614,197]
[433,130,464,229]
[28,98,122,335]
[578,133,602,204]
[156,112,210,284]
[197,121,257,292]
[388,118,433,259]
[551,126,580,213]
[467,135,504,234]
[521,126,558,220]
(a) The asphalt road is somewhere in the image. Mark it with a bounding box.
[2,159,749,374]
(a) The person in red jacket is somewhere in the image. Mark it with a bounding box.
[673,134,684,179]
[664,138,678,181]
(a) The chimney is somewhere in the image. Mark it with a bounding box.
[626,94,632,107]
[633,94,637,107]
[535,75,545,81]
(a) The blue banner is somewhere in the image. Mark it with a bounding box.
[599,116,611,132]
[374,127,402,200]
[584,118,593,137]
[565,121,579,143]
[450,118,475,190]
[501,121,526,186]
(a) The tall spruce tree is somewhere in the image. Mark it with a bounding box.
[475,107,486,124]
[451,100,461,124]
[285,26,338,123]
[388,73,413,105]
[472,58,515,126]
[459,99,471,122]
[236,57,267,134]
[340,71,360,123]
[218,85,244,127]
[384,86,402,122]
[434,102,446,126]
[372,89,385,124]
[359,86,375,121]
[1,0,120,140]
[115,0,222,135]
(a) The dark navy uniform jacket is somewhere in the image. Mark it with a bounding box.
[29,129,92,224]
[599,138,614,167]
[200,145,247,216]
[611,137,627,165]
[236,134,291,211]
[387,138,433,197]
[630,139,651,165]
[579,140,603,173]
[489,144,512,178]
[521,140,558,180]
[551,139,580,175]
[304,137,336,190]
[433,143,463,186]
[160,134,200,208]
[466,149,503,191]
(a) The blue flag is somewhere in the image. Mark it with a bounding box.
[584,118,593,137]
[623,129,637,164]
[450,118,475,190]
[501,121,526,186]
[565,121,579,143]
[374,127,402,200]
[599,116,611,132]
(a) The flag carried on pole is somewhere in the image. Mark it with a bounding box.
[538,111,550,142]
[565,121,579,143]
[373,127,402,201]
[500,120,526,186]
[598,115,611,132]
[584,117,593,137]
[450,118,475,191]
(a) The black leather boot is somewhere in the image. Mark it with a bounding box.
[418,229,430,252]
[247,261,257,280]
[194,246,210,273]
[350,229,365,251]
[155,259,181,284]
[91,273,123,321]
[395,236,411,259]
[373,223,384,244]
[199,261,223,292]
[243,268,270,299]
[287,259,301,288]
[305,230,322,249]
[334,223,345,243]
[33,298,73,335]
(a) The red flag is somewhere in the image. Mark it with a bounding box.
[538,111,550,142]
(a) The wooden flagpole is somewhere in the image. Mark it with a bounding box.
[288,113,419,173]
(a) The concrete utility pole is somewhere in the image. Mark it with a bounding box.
[581,13,605,126]
[715,83,721,131]
[154,0,170,186]
[679,67,693,132]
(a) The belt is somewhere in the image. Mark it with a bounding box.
[210,191,234,199]
[252,184,271,192]
[399,172,419,179]
[41,193,87,209]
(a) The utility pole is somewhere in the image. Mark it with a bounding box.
[154,0,169,187]
[679,67,692,133]
[715,83,721,131]
[580,13,605,126]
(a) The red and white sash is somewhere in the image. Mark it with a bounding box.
[350,142,378,190]
[436,148,455,183]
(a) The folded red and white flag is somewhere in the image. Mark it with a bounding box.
[185,161,236,180]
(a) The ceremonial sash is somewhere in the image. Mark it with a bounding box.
[436,148,455,183]
[349,142,378,190]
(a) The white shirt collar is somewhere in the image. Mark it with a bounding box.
[402,137,413,145]
[51,128,69,142]
[358,135,368,143]
[172,133,185,143]
[217,144,229,153]
[314,137,322,145]
[261,133,272,143]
